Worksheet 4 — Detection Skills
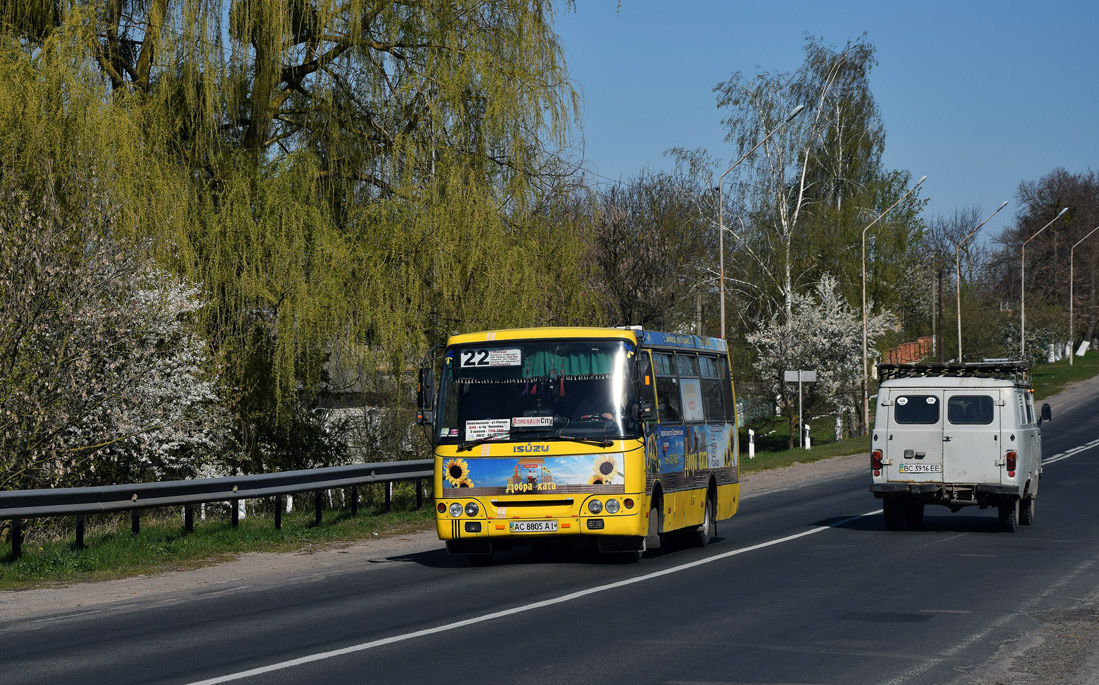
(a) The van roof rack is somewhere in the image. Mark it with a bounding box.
[877,360,1031,386]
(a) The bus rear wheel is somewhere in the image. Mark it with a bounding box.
[693,496,715,548]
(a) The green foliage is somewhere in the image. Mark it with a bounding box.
[0,1,594,474]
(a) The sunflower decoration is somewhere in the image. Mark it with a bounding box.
[444,458,471,487]
[593,456,620,483]
[458,477,475,488]
[589,473,608,485]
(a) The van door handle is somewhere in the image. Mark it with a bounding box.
[943,435,951,442]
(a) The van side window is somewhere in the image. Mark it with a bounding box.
[1025,395,1035,425]
[894,395,939,424]
[947,396,995,424]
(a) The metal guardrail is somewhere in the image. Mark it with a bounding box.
[0,459,433,559]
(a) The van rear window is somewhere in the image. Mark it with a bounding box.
[894,395,939,424]
[948,395,995,425]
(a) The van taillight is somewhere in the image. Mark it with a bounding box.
[1006,450,1017,477]
[871,450,883,476]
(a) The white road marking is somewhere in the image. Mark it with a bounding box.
[1044,437,1099,465]
[188,509,882,684]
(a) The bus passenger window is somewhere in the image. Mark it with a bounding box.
[676,353,700,378]
[700,356,725,422]
[676,353,704,423]
[654,352,681,423]
[720,361,736,423]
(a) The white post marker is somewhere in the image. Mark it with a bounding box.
[784,370,817,448]
[748,429,755,459]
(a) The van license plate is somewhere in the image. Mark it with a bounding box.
[510,520,557,533]
[898,464,942,473]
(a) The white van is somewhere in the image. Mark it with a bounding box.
[869,361,1051,532]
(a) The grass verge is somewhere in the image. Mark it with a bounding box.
[1,498,433,590]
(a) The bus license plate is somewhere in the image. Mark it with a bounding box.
[510,520,557,533]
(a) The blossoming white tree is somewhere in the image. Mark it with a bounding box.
[748,274,895,447]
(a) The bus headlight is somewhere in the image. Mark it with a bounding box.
[465,501,480,517]
[605,498,621,514]
[449,502,463,518]
[587,499,603,515]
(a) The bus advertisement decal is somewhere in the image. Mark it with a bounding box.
[440,454,625,493]
[651,424,737,477]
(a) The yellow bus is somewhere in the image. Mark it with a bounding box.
[416,326,740,563]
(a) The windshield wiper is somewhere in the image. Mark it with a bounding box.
[457,432,509,453]
[553,435,614,448]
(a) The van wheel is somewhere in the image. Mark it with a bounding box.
[998,499,1019,533]
[693,496,715,548]
[1020,496,1036,526]
[883,498,905,531]
[904,502,925,529]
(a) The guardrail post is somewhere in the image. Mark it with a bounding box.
[350,487,358,517]
[231,499,239,528]
[11,518,22,559]
[76,515,85,549]
[131,510,140,538]
[416,479,423,509]
[274,496,282,530]
[385,482,392,512]
[184,505,194,534]
[314,490,323,526]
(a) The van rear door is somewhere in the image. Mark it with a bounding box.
[942,391,1001,483]
[884,389,944,482]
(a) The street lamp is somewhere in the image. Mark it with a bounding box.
[1070,225,1099,366]
[861,174,926,433]
[716,103,805,339]
[954,201,1009,361]
[1020,207,1069,358]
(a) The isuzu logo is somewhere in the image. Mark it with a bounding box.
[514,444,549,453]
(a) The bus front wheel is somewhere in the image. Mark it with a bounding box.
[645,503,662,552]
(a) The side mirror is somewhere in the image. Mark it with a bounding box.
[416,366,434,426]
[633,401,656,420]
[1040,402,1051,424]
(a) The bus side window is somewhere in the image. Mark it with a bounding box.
[654,352,681,423]
[699,355,725,422]
[676,352,705,423]
[720,359,736,424]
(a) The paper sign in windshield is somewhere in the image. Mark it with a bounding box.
[512,416,553,428]
[466,419,511,440]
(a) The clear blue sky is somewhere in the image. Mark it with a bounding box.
[554,1,1099,240]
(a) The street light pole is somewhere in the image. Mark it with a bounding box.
[1021,207,1069,359]
[861,175,926,433]
[716,103,804,339]
[954,201,1009,362]
[1070,225,1099,366]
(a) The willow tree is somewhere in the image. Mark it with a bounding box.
[1,0,595,469]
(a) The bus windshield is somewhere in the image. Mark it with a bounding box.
[435,338,640,445]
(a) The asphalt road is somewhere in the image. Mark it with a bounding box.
[4,393,1099,684]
